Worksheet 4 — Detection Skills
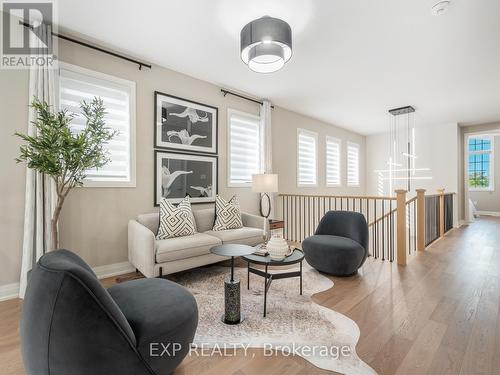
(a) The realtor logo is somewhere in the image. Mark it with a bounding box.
[1,1,57,69]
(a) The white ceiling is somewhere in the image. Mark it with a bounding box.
[58,0,500,135]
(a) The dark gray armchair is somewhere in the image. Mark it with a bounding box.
[20,249,198,375]
[302,211,369,276]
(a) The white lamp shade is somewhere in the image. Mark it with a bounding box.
[252,174,279,193]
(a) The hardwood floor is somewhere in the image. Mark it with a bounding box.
[1,216,499,375]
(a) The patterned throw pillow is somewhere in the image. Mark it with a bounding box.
[213,195,243,231]
[157,196,197,239]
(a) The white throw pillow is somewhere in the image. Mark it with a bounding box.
[213,195,243,231]
[157,196,197,239]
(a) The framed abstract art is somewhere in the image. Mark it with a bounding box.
[154,91,217,154]
[154,150,218,206]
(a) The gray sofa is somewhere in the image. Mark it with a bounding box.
[128,208,266,278]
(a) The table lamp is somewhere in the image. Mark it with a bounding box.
[252,173,279,218]
[252,173,279,245]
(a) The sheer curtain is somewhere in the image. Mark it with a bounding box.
[19,24,57,298]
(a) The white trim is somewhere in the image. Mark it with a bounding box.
[464,133,470,222]
[0,283,20,302]
[465,133,495,192]
[58,61,137,188]
[0,261,135,302]
[476,211,500,217]
[464,132,497,221]
[297,128,318,187]
[469,188,495,192]
[92,261,136,279]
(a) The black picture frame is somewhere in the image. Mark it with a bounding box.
[154,91,218,154]
[154,150,218,206]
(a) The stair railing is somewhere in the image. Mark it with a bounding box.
[279,188,455,266]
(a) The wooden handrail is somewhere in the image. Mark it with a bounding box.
[279,192,454,200]
[406,196,417,204]
[368,196,415,227]
[425,192,455,198]
[368,208,396,227]
[279,193,397,200]
[280,188,455,266]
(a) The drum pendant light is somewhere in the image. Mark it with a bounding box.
[240,16,292,73]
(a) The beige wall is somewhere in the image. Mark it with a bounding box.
[366,123,460,197]
[0,69,29,285]
[273,107,366,197]
[56,39,265,270]
[0,39,366,286]
[366,123,461,226]
[461,123,500,215]
[272,107,366,220]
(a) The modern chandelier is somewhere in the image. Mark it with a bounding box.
[375,106,432,193]
[240,16,292,73]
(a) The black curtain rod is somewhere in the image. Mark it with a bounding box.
[20,21,152,70]
[221,89,274,109]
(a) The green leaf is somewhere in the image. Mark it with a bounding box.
[15,96,117,188]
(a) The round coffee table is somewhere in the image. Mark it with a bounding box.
[210,244,255,325]
[242,248,304,317]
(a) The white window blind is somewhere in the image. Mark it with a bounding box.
[297,129,317,186]
[228,109,262,185]
[59,63,135,186]
[347,142,360,186]
[326,137,341,186]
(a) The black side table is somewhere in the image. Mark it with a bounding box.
[210,244,255,324]
[242,249,304,317]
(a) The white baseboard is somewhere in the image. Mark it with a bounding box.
[92,261,135,279]
[0,261,135,302]
[476,211,500,217]
[0,282,20,302]
[458,219,475,227]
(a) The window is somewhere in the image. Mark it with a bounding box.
[297,129,317,186]
[326,136,341,186]
[468,136,494,191]
[58,63,136,187]
[227,109,262,186]
[347,142,360,186]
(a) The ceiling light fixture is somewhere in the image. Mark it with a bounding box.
[431,1,451,16]
[376,106,433,193]
[374,167,430,173]
[240,16,292,73]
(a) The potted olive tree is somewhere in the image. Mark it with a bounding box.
[16,97,117,249]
